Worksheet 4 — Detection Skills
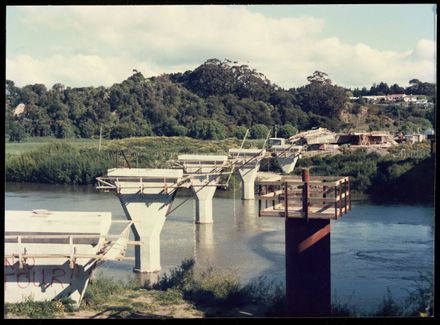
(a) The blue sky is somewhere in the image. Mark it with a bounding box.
[6,4,436,89]
[247,4,436,52]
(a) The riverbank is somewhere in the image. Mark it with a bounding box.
[5,136,434,205]
[5,259,432,319]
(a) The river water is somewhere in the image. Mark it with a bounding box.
[4,182,434,314]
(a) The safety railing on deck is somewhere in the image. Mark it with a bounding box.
[257,175,351,220]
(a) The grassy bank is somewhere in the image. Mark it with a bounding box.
[4,136,434,204]
[4,259,433,319]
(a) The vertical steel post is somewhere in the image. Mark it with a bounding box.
[339,181,343,218]
[344,179,348,214]
[302,169,310,220]
[284,168,331,317]
[348,178,351,211]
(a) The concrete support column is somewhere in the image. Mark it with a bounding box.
[237,164,260,200]
[191,175,218,224]
[118,195,173,273]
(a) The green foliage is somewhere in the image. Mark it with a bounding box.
[296,148,433,203]
[249,124,269,139]
[234,125,248,139]
[277,124,297,138]
[184,267,247,307]
[8,120,26,142]
[82,274,127,309]
[151,258,195,291]
[148,259,285,316]
[5,143,115,184]
[296,149,379,193]
[297,73,348,118]
[5,64,435,142]
[5,297,67,318]
[188,119,228,140]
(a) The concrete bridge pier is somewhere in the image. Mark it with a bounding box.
[118,193,175,273]
[177,155,229,225]
[238,165,260,200]
[98,168,183,273]
[229,149,266,200]
[191,174,219,224]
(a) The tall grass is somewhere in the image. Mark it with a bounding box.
[4,137,248,185]
[146,258,285,316]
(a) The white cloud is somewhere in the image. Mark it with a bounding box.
[6,6,436,89]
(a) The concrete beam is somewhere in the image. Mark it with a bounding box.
[270,145,302,174]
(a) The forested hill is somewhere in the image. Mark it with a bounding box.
[5,58,436,141]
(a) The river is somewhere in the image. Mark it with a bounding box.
[4,182,434,314]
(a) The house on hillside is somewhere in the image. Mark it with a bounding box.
[405,133,427,144]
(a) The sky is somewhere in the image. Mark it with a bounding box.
[6,4,437,90]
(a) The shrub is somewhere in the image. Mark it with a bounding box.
[185,267,246,307]
[5,297,65,318]
[152,258,195,291]
[277,124,298,138]
[82,275,126,309]
[249,124,269,139]
[234,125,248,139]
[189,120,228,140]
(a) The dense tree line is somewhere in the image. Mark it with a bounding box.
[5,59,436,142]
[351,79,436,99]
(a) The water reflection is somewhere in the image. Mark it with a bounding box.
[194,223,214,266]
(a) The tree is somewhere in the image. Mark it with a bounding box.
[297,72,347,118]
[277,124,298,138]
[307,71,331,85]
[188,119,228,140]
[234,126,248,139]
[8,121,26,142]
[249,124,269,139]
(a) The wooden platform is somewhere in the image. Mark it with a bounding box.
[257,175,351,220]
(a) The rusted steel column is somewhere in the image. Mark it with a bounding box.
[339,181,343,217]
[348,178,351,211]
[344,179,348,214]
[285,218,331,316]
[302,168,310,220]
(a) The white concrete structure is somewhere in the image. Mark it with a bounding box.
[4,210,131,306]
[270,145,303,174]
[97,168,184,273]
[229,149,266,200]
[177,155,229,224]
